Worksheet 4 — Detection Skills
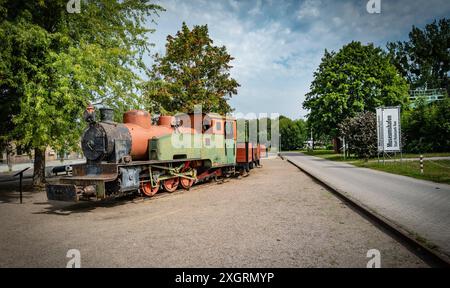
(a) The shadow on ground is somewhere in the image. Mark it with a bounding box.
[32,195,139,215]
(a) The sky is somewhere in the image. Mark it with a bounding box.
[146,0,450,119]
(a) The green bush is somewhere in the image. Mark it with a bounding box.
[402,97,450,153]
[338,111,377,159]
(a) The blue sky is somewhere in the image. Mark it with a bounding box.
[146,0,450,119]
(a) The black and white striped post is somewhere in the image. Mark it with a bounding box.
[420,155,424,174]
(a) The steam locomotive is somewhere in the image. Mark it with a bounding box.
[46,106,265,202]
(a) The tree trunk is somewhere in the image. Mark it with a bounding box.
[33,147,46,187]
[333,137,341,153]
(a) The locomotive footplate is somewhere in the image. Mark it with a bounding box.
[46,184,79,202]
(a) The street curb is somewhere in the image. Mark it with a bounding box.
[283,154,450,267]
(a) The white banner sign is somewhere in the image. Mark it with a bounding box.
[376,107,401,152]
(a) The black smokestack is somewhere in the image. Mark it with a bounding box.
[100,108,114,122]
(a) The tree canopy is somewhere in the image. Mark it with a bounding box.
[388,18,450,94]
[402,97,450,153]
[0,0,163,185]
[144,22,240,115]
[303,41,409,138]
[279,116,307,151]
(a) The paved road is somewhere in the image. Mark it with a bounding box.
[0,158,426,267]
[282,152,450,258]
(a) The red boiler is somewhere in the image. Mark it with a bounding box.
[123,110,173,160]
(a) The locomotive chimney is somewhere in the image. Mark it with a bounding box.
[100,108,114,122]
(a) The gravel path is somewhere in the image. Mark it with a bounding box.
[0,158,427,267]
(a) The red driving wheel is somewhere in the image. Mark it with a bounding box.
[180,164,196,190]
[141,181,159,197]
[163,177,179,192]
[180,177,194,190]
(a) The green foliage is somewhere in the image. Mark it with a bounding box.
[402,97,450,153]
[144,22,239,115]
[338,111,377,159]
[0,0,163,152]
[387,18,450,94]
[303,41,409,138]
[280,116,307,151]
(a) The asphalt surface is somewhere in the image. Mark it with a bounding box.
[282,152,450,258]
[0,158,427,267]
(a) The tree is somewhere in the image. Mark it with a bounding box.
[338,112,377,159]
[279,116,307,151]
[303,42,409,140]
[388,18,450,94]
[402,96,450,153]
[144,22,240,115]
[0,0,163,186]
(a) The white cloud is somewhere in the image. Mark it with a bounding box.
[147,0,450,119]
[248,0,263,16]
[228,0,240,11]
[297,0,321,20]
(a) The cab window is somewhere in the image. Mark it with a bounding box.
[216,121,222,131]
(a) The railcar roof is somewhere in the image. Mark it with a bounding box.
[182,112,235,121]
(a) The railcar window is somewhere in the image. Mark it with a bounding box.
[216,121,222,131]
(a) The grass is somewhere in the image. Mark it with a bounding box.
[294,149,450,184]
[298,150,359,162]
[354,160,450,184]
[390,152,450,159]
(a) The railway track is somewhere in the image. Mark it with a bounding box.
[280,154,450,268]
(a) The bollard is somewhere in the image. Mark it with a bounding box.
[420,155,424,174]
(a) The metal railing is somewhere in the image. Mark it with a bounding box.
[409,88,446,102]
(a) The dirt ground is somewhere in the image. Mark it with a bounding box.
[0,158,428,267]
